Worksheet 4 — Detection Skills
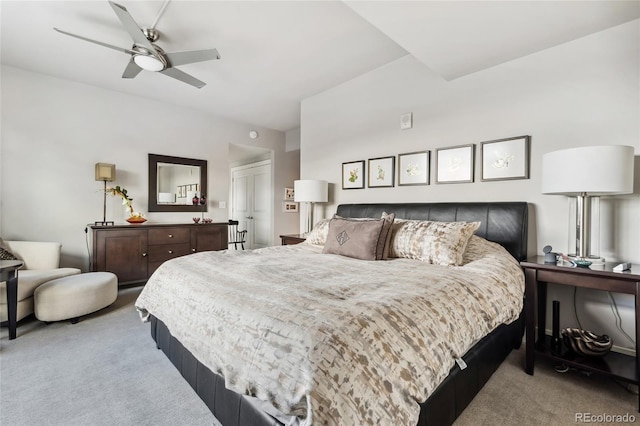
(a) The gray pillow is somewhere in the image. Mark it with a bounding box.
[322,216,387,260]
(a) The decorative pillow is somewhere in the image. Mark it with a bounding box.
[322,216,387,260]
[304,218,331,245]
[389,219,481,266]
[0,238,18,260]
[329,213,395,260]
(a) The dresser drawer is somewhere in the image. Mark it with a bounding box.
[147,243,191,263]
[148,227,190,245]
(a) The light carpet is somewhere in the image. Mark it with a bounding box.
[1,286,637,426]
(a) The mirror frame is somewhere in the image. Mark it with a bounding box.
[148,153,208,212]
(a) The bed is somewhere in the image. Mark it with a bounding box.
[136,202,528,425]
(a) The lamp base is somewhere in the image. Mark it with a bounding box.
[94,220,115,226]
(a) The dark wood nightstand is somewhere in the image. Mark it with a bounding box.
[521,256,640,411]
[280,234,306,245]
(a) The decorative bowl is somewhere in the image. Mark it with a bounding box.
[126,216,147,224]
[203,218,213,224]
[573,259,592,268]
[561,328,612,357]
[192,217,201,223]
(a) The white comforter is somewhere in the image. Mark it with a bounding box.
[135,236,524,425]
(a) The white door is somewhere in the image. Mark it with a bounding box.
[231,161,272,249]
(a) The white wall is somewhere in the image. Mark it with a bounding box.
[300,21,640,351]
[1,66,299,269]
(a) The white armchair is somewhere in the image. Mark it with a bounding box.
[1,241,81,323]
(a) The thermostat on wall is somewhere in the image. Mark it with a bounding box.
[400,112,413,130]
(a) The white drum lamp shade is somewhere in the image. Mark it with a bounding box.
[294,180,328,234]
[542,145,634,195]
[542,145,634,259]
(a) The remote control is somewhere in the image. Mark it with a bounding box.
[613,262,632,272]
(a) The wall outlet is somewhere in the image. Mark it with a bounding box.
[219,201,226,209]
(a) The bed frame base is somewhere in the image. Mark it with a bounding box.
[150,313,523,426]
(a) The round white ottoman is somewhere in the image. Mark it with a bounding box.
[34,272,118,323]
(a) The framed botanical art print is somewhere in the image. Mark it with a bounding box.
[435,144,475,184]
[342,160,365,189]
[284,187,294,200]
[480,135,530,181]
[368,156,395,188]
[398,151,430,186]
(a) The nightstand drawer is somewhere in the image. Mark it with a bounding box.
[148,227,190,245]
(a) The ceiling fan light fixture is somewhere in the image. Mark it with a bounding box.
[133,54,165,72]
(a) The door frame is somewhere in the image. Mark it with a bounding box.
[229,159,274,248]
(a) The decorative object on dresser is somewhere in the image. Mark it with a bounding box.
[542,145,634,263]
[90,222,228,285]
[95,162,116,226]
[104,185,146,223]
[294,179,328,234]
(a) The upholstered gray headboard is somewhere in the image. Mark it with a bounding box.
[335,202,528,261]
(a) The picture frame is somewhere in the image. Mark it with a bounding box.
[398,151,430,186]
[480,135,530,181]
[435,144,475,184]
[368,156,395,188]
[342,160,365,189]
[282,201,298,212]
[284,187,295,200]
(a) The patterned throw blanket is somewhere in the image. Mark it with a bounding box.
[135,236,524,425]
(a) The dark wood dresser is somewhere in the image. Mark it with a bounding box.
[90,222,228,285]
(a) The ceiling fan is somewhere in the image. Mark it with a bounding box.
[54,0,220,88]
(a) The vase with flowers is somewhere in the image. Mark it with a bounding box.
[105,186,146,223]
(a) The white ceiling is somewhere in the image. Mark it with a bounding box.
[1,1,638,132]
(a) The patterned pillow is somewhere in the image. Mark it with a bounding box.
[389,219,481,266]
[322,216,387,260]
[0,238,18,260]
[304,218,331,245]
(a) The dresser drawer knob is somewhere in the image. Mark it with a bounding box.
[168,250,173,254]
[168,234,173,238]
[142,253,147,257]
[192,248,196,252]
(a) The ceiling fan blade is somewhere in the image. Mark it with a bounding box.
[160,67,206,89]
[54,28,135,55]
[122,59,143,79]
[108,1,157,54]
[165,49,220,67]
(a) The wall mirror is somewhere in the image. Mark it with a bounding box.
[148,154,207,212]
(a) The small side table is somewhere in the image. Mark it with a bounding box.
[521,257,640,411]
[280,234,306,245]
[1,259,24,340]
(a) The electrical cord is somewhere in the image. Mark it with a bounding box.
[607,291,635,346]
[84,227,92,271]
[573,286,635,347]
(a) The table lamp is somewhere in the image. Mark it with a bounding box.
[542,145,634,261]
[294,180,328,234]
[95,163,116,226]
